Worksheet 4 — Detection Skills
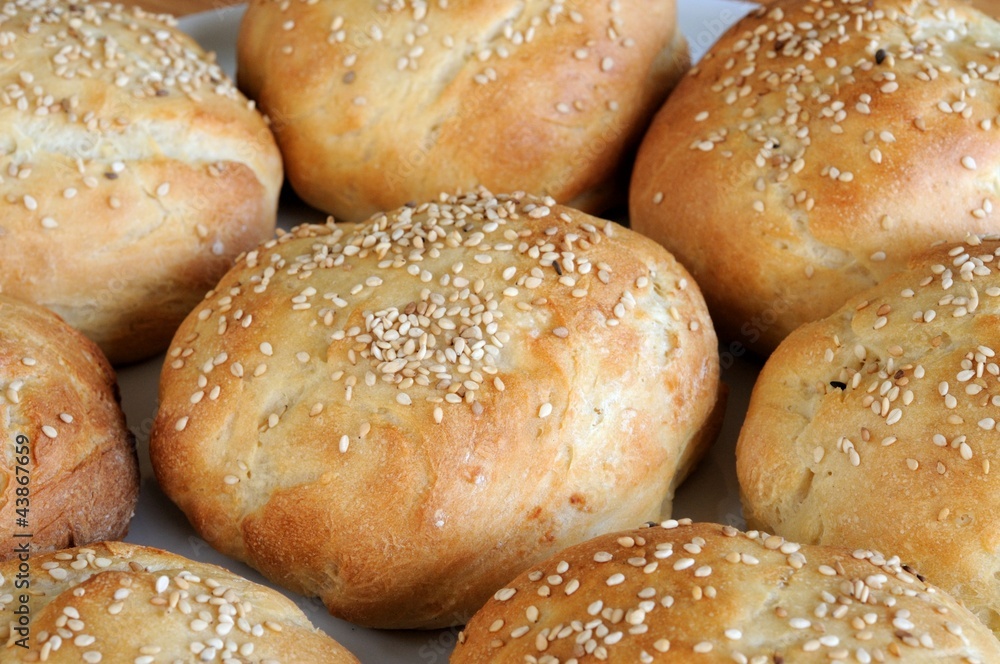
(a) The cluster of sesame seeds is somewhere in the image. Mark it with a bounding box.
[457,521,989,663]
[1,546,289,663]
[811,239,1000,480]
[264,0,631,114]
[0,0,251,230]
[165,191,673,473]
[683,0,1000,236]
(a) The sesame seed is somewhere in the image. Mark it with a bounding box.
[962,156,978,170]
[41,425,58,439]
[673,558,695,571]
[606,573,625,586]
[601,56,614,71]
[538,402,552,418]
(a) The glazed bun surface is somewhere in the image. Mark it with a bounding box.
[151,190,722,628]
[453,521,1000,663]
[739,236,1000,631]
[0,294,138,558]
[632,0,1000,352]
[238,0,688,221]
[0,0,283,363]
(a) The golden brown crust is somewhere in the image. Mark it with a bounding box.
[0,542,359,662]
[0,0,283,364]
[238,0,688,222]
[0,295,138,559]
[150,190,721,629]
[738,236,1000,632]
[631,0,1000,353]
[453,521,1000,663]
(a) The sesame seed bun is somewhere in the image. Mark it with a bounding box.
[0,294,138,558]
[0,542,359,663]
[631,0,1000,354]
[739,236,1000,632]
[453,521,1000,663]
[149,190,723,629]
[236,0,688,222]
[0,0,283,365]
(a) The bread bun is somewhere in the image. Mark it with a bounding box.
[0,295,138,558]
[631,0,1000,353]
[739,236,1000,631]
[150,190,722,628]
[0,541,358,662]
[453,521,1000,663]
[237,0,688,222]
[0,0,283,364]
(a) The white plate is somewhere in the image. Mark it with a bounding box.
[118,1,760,660]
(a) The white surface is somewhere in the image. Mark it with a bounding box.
[118,1,759,660]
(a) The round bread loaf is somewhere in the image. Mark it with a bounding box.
[237,0,688,222]
[150,190,722,629]
[0,294,138,559]
[739,236,1000,632]
[0,542,359,662]
[453,521,1000,663]
[631,0,1000,353]
[0,0,283,364]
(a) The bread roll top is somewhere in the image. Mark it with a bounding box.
[0,542,358,663]
[632,0,1000,352]
[739,236,1000,632]
[238,0,688,221]
[0,294,138,557]
[0,0,283,363]
[454,521,1000,662]
[151,190,721,628]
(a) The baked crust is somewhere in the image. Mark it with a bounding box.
[0,295,138,559]
[0,541,359,662]
[738,236,1000,632]
[453,521,1000,662]
[238,0,688,222]
[0,0,283,364]
[150,190,721,628]
[632,0,1000,353]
